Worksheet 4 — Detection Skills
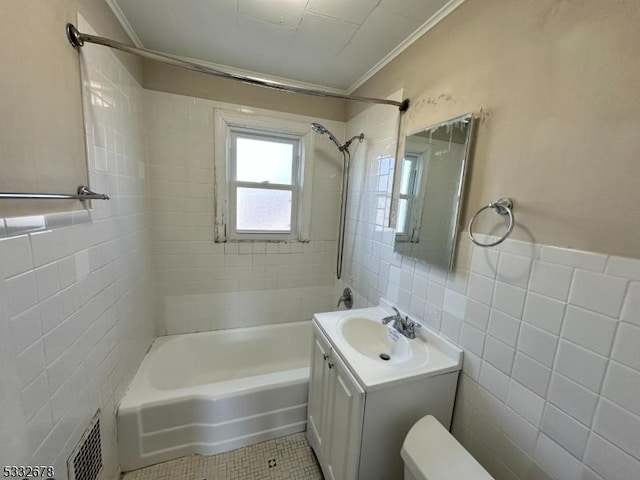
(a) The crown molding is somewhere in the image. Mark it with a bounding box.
[105,0,144,48]
[347,0,468,94]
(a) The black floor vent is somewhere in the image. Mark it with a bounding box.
[68,410,103,480]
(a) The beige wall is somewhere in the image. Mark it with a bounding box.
[143,61,347,122]
[351,0,640,258]
[0,0,140,217]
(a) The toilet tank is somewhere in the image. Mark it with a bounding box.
[401,415,494,480]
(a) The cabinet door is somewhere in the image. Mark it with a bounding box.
[325,352,365,480]
[307,327,332,456]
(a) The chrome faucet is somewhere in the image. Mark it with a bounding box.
[381,307,422,339]
[337,287,353,309]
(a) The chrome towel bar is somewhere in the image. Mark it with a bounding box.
[468,197,514,247]
[0,185,110,201]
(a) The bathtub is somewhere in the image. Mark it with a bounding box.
[118,321,312,471]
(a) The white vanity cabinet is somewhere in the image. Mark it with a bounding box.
[307,310,462,480]
[307,324,364,480]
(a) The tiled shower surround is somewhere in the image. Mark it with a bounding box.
[0,20,155,479]
[144,90,345,334]
[343,103,640,480]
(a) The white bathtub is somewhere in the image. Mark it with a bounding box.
[118,321,312,471]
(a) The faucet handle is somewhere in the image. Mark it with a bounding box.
[405,320,422,339]
[337,287,353,309]
[382,306,402,325]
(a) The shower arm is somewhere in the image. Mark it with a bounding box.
[340,134,365,152]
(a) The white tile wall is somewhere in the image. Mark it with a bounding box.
[584,433,640,480]
[343,102,640,480]
[611,323,640,370]
[0,19,154,480]
[540,404,590,459]
[600,362,640,418]
[522,293,565,335]
[593,399,640,459]
[511,352,551,397]
[554,341,607,393]
[562,306,617,356]
[143,90,346,334]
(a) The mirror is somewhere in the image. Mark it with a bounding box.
[392,113,475,269]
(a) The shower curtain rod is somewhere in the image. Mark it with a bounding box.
[66,24,410,112]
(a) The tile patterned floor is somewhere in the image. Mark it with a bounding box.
[121,433,324,480]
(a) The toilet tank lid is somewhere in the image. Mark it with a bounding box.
[401,416,494,480]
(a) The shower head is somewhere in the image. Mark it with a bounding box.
[311,122,342,150]
[311,122,327,134]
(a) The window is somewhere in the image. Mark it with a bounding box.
[214,109,314,242]
[230,130,298,235]
[395,150,426,243]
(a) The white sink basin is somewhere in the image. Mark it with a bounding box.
[338,316,422,365]
[314,300,463,390]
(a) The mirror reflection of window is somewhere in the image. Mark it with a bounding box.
[396,154,420,239]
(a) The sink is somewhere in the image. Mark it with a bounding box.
[338,316,428,365]
[314,300,462,389]
[310,302,464,480]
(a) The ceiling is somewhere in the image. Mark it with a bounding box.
[109,0,461,91]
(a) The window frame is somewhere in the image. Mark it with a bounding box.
[213,108,315,242]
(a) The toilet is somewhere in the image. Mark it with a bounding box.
[402,415,494,480]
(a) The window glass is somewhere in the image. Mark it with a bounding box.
[400,156,417,195]
[236,137,294,184]
[213,108,313,242]
[236,187,292,231]
[397,198,408,234]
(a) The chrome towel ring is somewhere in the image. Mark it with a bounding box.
[468,197,514,247]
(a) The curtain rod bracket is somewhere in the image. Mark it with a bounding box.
[399,99,410,113]
[66,23,84,48]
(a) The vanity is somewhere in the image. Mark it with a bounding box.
[307,300,463,480]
